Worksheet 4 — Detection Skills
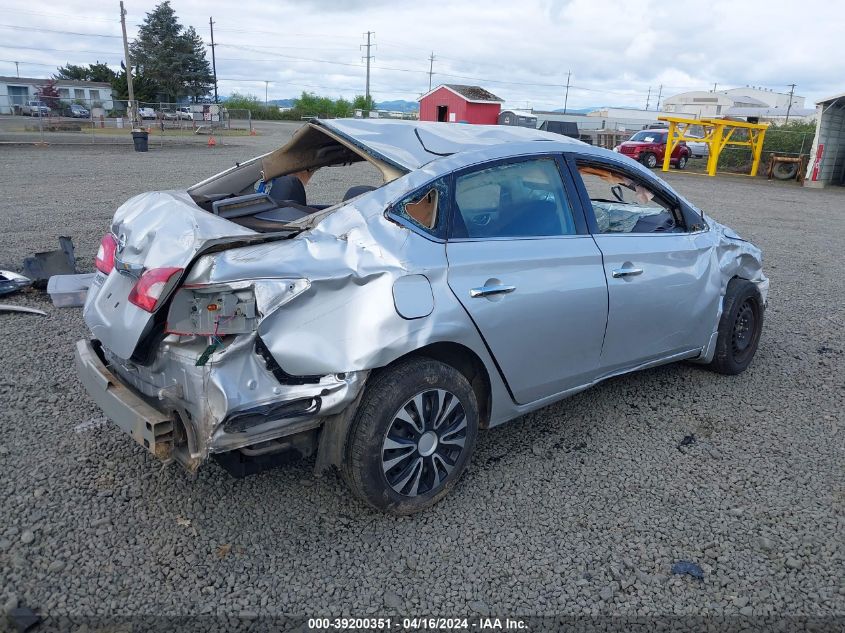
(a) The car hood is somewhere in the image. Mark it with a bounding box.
[620,141,660,148]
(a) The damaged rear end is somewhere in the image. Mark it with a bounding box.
[77,204,369,472]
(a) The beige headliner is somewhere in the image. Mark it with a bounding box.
[261,123,405,183]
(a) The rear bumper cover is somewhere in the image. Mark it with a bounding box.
[74,339,175,462]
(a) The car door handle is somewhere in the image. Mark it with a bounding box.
[470,284,516,298]
[611,267,644,278]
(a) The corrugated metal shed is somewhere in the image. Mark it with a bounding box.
[804,93,845,188]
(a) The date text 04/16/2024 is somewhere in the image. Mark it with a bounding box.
[307,617,528,630]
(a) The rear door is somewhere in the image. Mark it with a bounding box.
[568,157,719,374]
[445,156,608,404]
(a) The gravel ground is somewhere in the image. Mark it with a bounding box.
[0,122,843,623]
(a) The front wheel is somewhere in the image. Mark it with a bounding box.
[641,152,658,169]
[709,279,764,375]
[342,357,479,514]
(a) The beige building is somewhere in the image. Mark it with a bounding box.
[662,86,811,121]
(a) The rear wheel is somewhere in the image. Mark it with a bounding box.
[342,357,478,514]
[675,155,688,170]
[709,278,764,375]
[642,153,658,169]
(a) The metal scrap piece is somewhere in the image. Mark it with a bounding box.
[0,304,47,316]
[22,236,77,287]
[0,270,31,296]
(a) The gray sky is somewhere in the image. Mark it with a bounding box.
[1,0,842,109]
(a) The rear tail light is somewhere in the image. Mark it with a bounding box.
[128,267,183,312]
[95,234,117,274]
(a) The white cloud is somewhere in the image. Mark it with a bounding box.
[0,0,842,107]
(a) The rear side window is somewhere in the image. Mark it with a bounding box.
[392,177,449,238]
[452,159,576,239]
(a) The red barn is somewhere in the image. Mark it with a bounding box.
[418,84,503,124]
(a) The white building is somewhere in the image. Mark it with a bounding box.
[662,86,814,122]
[0,76,115,114]
[586,107,672,122]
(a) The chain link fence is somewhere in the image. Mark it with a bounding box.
[0,95,253,146]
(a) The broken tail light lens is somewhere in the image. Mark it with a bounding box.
[128,267,183,312]
[95,234,117,275]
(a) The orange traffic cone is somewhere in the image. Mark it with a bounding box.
[207,136,216,147]
[249,128,256,136]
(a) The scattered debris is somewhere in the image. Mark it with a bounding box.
[6,606,41,633]
[22,236,76,287]
[47,273,95,308]
[176,517,192,528]
[0,270,31,296]
[73,417,109,434]
[671,560,704,580]
[678,434,696,451]
[216,543,232,559]
[0,305,47,316]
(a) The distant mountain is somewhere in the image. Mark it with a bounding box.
[375,100,419,113]
[267,99,296,108]
[552,107,599,114]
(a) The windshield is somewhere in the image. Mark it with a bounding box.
[629,131,666,143]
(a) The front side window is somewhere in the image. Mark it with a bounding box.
[575,163,685,234]
[452,158,576,239]
[392,178,449,238]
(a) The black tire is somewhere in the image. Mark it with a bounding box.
[342,357,479,515]
[709,278,764,375]
[674,155,688,170]
[641,152,658,169]
[773,162,799,180]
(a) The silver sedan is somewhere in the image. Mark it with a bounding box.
[75,119,768,514]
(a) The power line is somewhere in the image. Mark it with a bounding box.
[428,52,436,92]
[0,23,122,38]
[361,31,374,104]
[209,17,218,103]
[563,70,571,113]
[785,83,796,123]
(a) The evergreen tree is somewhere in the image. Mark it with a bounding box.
[55,62,117,83]
[111,62,160,104]
[130,1,212,102]
[182,26,214,102]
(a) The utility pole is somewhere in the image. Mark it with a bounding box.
[361,31,374,106]
[209,17,218,103]
[645,86,651,110]
[264,80,269,106]
[14,61,19,77]
[119,1,136,126]
[563,70,571,114]
[785,83,796,123]
[655,84,663,111]
[428,52,436,92]
[712,82,717,92]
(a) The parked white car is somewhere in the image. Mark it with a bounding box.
[138,107,157,120]
[21,100,50,117]
[686,135,710,158]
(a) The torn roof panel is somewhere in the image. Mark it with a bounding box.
[314,119,585,171]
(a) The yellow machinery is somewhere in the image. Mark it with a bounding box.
[658,116,769,177]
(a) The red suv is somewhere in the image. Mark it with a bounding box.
[615,129,690,169]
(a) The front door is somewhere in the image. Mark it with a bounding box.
[571,159,720,373]
[446,157,608,404]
